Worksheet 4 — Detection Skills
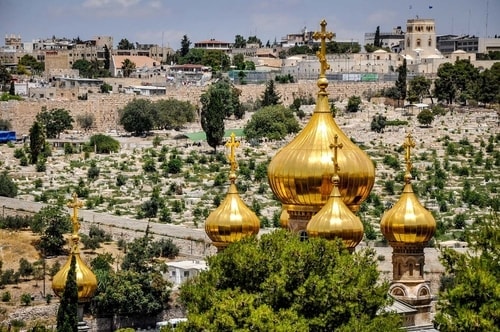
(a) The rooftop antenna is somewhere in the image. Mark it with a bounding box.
[486,0,489,37]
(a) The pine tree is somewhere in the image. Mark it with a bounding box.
[9,81,15,96]
[261,80,281,107]
[56,255,78,332]
[374,26,381,48]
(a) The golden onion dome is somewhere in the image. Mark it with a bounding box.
[267,20,374,215]
[52,194,97,302]
[307,135,364,250]
[380,134,436,245]
[205,133,260,251]
[52,242,97,302]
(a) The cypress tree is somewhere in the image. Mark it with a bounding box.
[395,59,407,105]
[261,80,281,107]
[56,255,78,332]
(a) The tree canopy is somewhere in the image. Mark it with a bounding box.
[434,59,480,105]
[121,58,136,77]
[260,80,281,107]
[434,214,500,331]
[117,38,135,50]
[244,105,300,140]
[119,99,154,135]
[408,76,431,104]
[31,205,72,256]
[177,230,401,332]
[36,107,74,139]
[417,109,435,127]
[56,255,78,332]
[200,79,242,152]
[395,59,407,104]
[72,59,109,78]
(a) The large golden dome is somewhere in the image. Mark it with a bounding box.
[380,134,436,245]
[307,135,364,250]
[205,133,260,251]
[52,238,97,303]
[267,20,374,222]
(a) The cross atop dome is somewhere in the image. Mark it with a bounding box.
[313,19,335,78]
[402,133,416,182]
[225,132,240,173]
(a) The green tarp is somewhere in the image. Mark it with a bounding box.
[184,129,245,142]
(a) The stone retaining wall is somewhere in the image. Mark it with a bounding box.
[0,81,392,135]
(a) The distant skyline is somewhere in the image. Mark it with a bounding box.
[1,0,498,50]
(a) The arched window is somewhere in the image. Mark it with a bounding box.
[428,38,432,47]
[407,38,410,48]
[416,39,421,47]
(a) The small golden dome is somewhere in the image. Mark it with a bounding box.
[380,181,436,244]
[279,207,289,229]
[52,252,98,303]
[307,136,363,250]
[205,180,261,251]
[205,133,260,251]
[380,134,436,245]
[267,20,374,216]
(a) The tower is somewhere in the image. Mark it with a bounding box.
[404,18,437,61]
[205,133,260,252]
[380,134,436,326]
[267,20,375,233]
[52,193,97,330]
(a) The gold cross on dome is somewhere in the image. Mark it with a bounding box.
[403,133,416,174]
[313,19,335,77]
[225,132,240,172]
[329,134,343,174]
[67,192,83,235]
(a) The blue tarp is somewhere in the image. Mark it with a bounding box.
[0,131,16,143]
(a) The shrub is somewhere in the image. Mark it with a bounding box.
[1,291,11,302]
[88,134,120,154]
[21,293,32,306]
[0,172,18,198]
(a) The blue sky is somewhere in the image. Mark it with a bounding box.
[1,0,498,49]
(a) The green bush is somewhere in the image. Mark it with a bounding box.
[88,134,120,154]
[1,291,11,302]
[0,172,18,198]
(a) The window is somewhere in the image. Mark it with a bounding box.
[416,39,421,47]
[183,271,190,277]
[407,38,410,48]
[428,38,432,47]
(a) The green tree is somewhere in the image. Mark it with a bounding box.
[91,269,171,317]
[233,53,245,70]
[260,80,281,106]
[36,107,74,139]
[408,76,431,103]
[478,62,500,105]
[117,38,135,50]
[435,214,500,331]
[154,99,196,130]
[119,99,154,135]
[180,35,191,57]
[56,255,78,332]
[0,171,18,198]
[121,58,136,77]
[103,44,111,70]
[374,26,381,48]
[18,54,44,74]
[9,81,15,96]
[234,35,247,48]
[200,79,239,152]
[76,113,95,132]
[31,205,72,256]
[346,95,362,112]
[29,121,45,164]
[417,109,435,127]
[370,114,387,133]
[0,64,12,92]
[434,62,456,104]
[202,50,230,72]
[247,35,262,47]
[395,59,407,105]
[18,258,34,280]
[177,230,401,332]
[244,105,300,140]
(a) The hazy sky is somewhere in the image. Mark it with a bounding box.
[1,0,498,49]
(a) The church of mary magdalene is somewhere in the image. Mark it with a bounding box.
[205,19,437,331]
